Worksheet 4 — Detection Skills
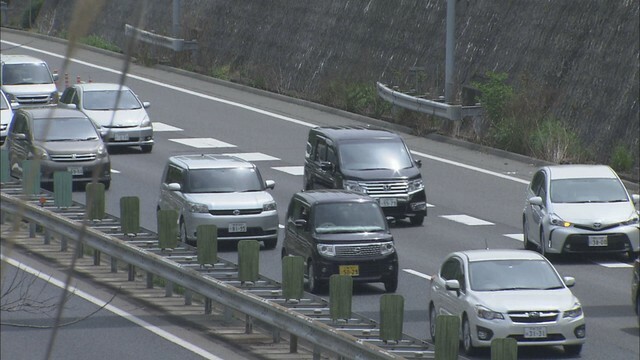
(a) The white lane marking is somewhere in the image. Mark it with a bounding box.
[272,166,305,175]
[593,261,632,268]
[222,152,279,161]
[504,234,524,241]
[1,39,533,186]
[403,269,432,280]
[440,215,494,226]
[410,150,530,184]
[110,169,120,174]
[169,138,236,148]
[0,255,224,360]
[153,122,183,132]
[426,203,435,208]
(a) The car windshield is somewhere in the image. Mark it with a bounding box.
[33,118,99,141]
[187,167,264,193]
[338,138,413,171]
[550,178,629,203]
[2,63,53,85]
[469,259,564,291]
[313,202,387,234]
[82,89,142,110]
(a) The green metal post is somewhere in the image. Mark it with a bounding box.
[53,171,72,208]
[379,294,404,342]
[85,182,105,220]
[282,256,304,301]
[491,338,517,360]
[434,315,460,360]
[157,209,178,249]
[120,196,140,235]
[197,224,217,265]
[329,275,353,321]
[238,240,260,283]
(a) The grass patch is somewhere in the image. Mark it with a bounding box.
[80,35,121,53]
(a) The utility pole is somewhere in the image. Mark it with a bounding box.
[444,0,455,104]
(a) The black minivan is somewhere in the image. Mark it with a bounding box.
[282,190,399,293]
[303,126,427,225]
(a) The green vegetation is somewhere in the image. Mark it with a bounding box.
[21,0,44,29]
[80,35,121,53]
[529,117,582,164]
[610,143,634,173]
[320,81,391,118]
[210,65,231,80]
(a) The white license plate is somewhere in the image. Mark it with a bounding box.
[524,326,547,338]
[588,235,608,247]
[379,198,397,207]
[67,166,83,176]
[228,223,247,233]
[115,133,129,141]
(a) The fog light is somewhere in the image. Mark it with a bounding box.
[476,326,493,341]
[411,202,426,211]
[574,324,586,338]
[320,266,329,274]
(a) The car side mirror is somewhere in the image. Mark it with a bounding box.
[143,101,150,109]
[445,279,460,291]
[52,73,59,81]
[414,159,422,168]
[631,194,640,205]
[528,196,543,206]
[386,216,396,225]
[13,133,26,140]
[319,161,333,172]
[167,182,181,191]
[60,103,77,109]
[265,180,275,189]
[563,276,575,287]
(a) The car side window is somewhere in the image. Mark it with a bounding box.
[327,145,337,164]
[530,171,544,194]
[315,141,327,162]
[60,88,73,104]
[12,114,28,136]
[441,257,466,292]
[165,165,183,186]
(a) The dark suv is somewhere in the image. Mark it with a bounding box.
[282,190,399,293]
[303,126,427,225]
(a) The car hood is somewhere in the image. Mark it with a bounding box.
[37,139,104,154]
[2,83,56,96]
[185,192,273,210]
[551,202,636,223]
[313,232,393,244]
[83,108,148,127]
[340,166,420,181]
[474,288,578,311]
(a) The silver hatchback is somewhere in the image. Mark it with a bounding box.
[157,154,279,248]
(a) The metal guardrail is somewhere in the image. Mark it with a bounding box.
[0,182,433,359]
[376,82,483,122]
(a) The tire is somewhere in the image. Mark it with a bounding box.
[462,316,478,356]
[539,228,547,257]
[563,344,582,355]
[140,144,153,153]
[304,175,313,190]
[101,180,111,190]
[384,275,398,293]
[263,238,277,250]
[429,304,437,342]
[410,214,425,226]
[306,261,321,294]
[281,247,288,259]
[628,251,639,262]
[523,218,535,250]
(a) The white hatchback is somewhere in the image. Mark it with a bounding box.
[429,249,586,355]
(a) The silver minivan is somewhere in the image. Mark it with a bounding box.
[157,154,279,249]
[1,54,59,106]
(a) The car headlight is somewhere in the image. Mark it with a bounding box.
[263,200,277,212]
[343,180,365,193]
[188,202,209,213]
[140,117,151,127]
[380,242,395,255]
[29,147,49,160]
[563,303,583,318]
[550,213,572,227]
[622,215,639,226]
[97,144,108,157]
[408,179,424,193]
[476,305,504,320]
[317,244,336,257]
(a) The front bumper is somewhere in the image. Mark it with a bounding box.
[103,126,153,147]
[39,158,111,184]
[183,210,279,243]
[373,190,427,218]
[546,224,639,254]
[313,254,398,283]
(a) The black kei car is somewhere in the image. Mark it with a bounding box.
[282,189,399,294]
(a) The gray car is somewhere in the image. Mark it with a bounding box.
[522,164,640,260]
[59,83,154,153]
[157,154,279,248]
[4,106,111,189]
[1,54,59,106]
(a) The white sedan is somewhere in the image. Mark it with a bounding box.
[429,249,586,355]
[59,83,154,153]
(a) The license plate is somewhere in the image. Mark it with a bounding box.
[378,198,397,207]
[67,166,83,176]
[524,326,547,338]
[115,133,129,141]
[339,265,359,276]
[588,235,608,247]
[228,223,247,233]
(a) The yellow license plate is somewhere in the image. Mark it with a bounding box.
[339,265,359,276]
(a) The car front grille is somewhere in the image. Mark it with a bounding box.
[209,208,263,216]
[564,233,630,252]
[508,310,559,323]
[574,223,622,231]
[508,334,566,342]
[217,227,277,238]
[16,95,52,105]
[50,153,97,162]
[361,181,409,195]
[335,243,382,257]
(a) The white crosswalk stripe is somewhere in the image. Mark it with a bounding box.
[153,122,183,131]
[272,166,304,175]
[440,214,494,226]
[169,138,236,148]
[223,153,280,161]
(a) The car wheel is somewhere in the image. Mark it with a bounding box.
[101,180,111,190]
[563,344,582,355]
[410,215,425,226]
[429,303,437,342]
[281,247,288,259]
[628,251,639,262]
[306,261,321,294]
[140,144,153,153]
[384,275,398,293]
[263,238,277,250]
[304,176,313,190]
[462,316,478,356]
[523,217,535,250]
[539,228,547,257]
